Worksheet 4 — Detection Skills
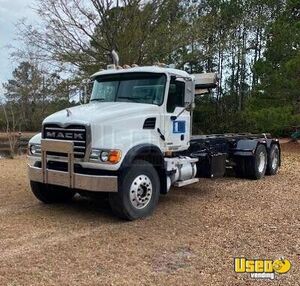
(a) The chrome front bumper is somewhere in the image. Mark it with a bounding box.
[28,139,118,192]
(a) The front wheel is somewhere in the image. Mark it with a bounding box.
[30,181,75,204]
[109,160,160,220]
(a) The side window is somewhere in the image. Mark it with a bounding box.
[167,78,185,113]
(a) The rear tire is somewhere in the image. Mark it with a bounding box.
[266,144,280,175]
[30,181,75,204]
[109,160,160,220]
[244,144,267,180]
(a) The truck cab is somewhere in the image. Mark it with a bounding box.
[28,65,280,220]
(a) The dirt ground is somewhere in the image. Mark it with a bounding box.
[0,142,299,285]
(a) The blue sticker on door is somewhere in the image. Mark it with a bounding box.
[173,121,186,134]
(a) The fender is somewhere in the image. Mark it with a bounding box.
[233,139,263,156]
[120,144,168,194]
[120,144,164,169]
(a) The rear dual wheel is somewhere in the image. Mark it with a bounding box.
[266,144,280,175]
[235,144,267,180]
[234,144,280,180]
[249,144,268,179]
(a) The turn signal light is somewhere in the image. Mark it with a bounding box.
[90,149,122,164]
[108,150,122,164]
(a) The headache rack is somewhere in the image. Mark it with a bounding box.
[28,139,117,192]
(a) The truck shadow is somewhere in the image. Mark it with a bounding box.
[157,173,244,207]
[42,194,120,223]
[37,174,241,222]
[158,184,212,206]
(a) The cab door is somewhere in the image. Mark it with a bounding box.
[163,76,191,151]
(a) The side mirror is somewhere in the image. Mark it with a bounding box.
[184,80,195,106]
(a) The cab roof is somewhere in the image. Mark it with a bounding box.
[91,66,192,80]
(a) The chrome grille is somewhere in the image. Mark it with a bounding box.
[43,124,87,159]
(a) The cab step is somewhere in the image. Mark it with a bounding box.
[174,178,199,187]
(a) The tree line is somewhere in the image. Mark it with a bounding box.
[2,0,300,136]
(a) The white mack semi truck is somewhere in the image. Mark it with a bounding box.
[28,64,281,220]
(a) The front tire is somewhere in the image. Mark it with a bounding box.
[109,160,160,220]
[30,181,75,204]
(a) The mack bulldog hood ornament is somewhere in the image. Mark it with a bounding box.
[66,108,72,117]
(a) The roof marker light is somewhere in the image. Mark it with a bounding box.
[107,64,116,70]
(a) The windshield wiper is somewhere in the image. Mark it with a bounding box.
[90,98,105,102]
[118,96,134,100]
[117,96,140,102]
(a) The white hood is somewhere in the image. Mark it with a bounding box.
[43,102,162,151]
[44,102,158,125]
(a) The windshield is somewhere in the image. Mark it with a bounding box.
[90,72,166,105]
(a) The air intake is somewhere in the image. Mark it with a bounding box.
[143,118,156,129]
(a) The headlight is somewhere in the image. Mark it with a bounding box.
[100,151,109,162]
[90,149,122,164]
[28,144,41,156]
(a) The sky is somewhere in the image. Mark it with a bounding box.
[0,0,37,96]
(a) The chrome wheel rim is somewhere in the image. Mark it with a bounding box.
[258,151,266,173]
[129,175,152,209]
[271,148,279,170]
